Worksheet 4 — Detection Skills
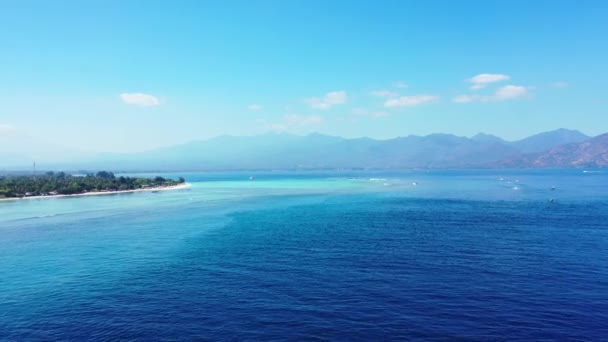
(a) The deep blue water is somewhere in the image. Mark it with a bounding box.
[1,170,607,340]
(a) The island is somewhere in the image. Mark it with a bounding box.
[0,171,187,199]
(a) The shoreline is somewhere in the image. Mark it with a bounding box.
[0,183,191,202]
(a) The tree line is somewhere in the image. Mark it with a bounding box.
[0,171,185,198]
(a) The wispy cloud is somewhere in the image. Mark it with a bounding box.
[263,114,324,131]
[552,81,569,88]
[384,95,438,108]
[0,124,16,133]
[494,85,528,100]
[370,90,399,98]
[393,81,408,88]
[452,95,480,103]
[248,104,263,110]
[306,91,347,110]
[468,73,510,90]
[120,93,161,106]
[453,85,530,103]
[352,108,389,118]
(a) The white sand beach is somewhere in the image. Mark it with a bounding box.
[0,183,191,202]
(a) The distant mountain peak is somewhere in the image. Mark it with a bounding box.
[512,129,590,153]
[534,128,587,137]
[471,133,505,143]
[306,132,340,139]
[555,128,581,133]
[498,132,607,168]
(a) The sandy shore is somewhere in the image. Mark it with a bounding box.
[0,183,191,202]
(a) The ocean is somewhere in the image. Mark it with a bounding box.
[1,170,607,340]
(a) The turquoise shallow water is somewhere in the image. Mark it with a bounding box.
[1,169,607,340]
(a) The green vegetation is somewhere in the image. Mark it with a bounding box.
[0,171,185,198]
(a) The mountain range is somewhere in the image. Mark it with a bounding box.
[497,132,608,168]
[2,128,606,171]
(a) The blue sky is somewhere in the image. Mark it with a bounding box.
[1,0,607,152]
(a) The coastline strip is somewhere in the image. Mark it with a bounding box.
[0,183,191,202]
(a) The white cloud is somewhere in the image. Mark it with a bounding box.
[306,91,347,110]
[120,93,160,107]
[453,85,530,103]
[268,124,287,131]
[452,95,480,103]
[352,108,389,118]
[0,124,16,133]
[552,81,569,88]
[370,112,389,118]
[248,104,263,110]
[265,114,324,131]
[494,85,528,100]
[371,90,399,98]
[393,81,408,88]
[384,95,438,108]
[468,73,510,90]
